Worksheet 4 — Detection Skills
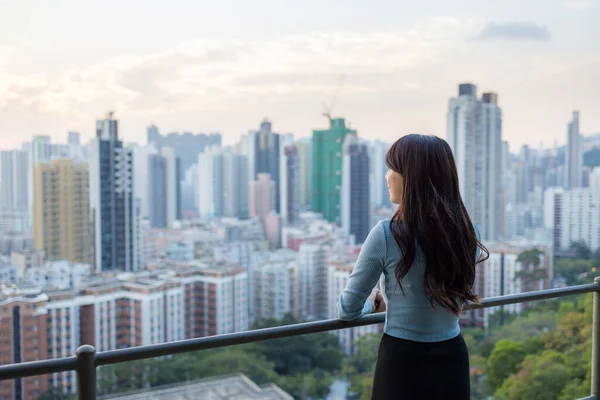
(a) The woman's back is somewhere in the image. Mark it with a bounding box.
[335,134,487,399]
[379,220,460,342]
[336,219,480,342]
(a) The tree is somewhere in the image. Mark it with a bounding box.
[485,339,525,394]
[342,333,380,399]
[555,258,596,286]
[253,314,343,376]
[195,347,278,384]
[277,371,334,400]
[38,387,75,400]
[494,351,570,400]
[570,241,593,260]
[515,248,547,292]
[488,309,517,330]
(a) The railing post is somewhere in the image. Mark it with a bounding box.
[592,277,600,397]
[76,345,97,400]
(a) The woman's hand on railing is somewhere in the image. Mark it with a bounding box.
[368,289,387,313]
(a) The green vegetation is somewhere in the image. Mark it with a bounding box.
[342,294,593,400]
[342,252,600,400]
[93,314,342,400]
[37,247,600,400]
[38,388,75,400]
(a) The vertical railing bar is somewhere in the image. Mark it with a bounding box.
[592,277,600,397]
[76,345,97,400]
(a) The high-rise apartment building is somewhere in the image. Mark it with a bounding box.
[312,118,356,224]
[0,287,49,400]
[33,159,90,263]
[198,146,224,218]
[223,151,249,219]
[180,163,199,217]
[148,153,168,227]
[133,145,168,228]
[297,242,328,320]
[565,111,583,189]
[447,84,503,241]
[176,265,249,337]
[280,145,300,225]
[236,132,257,183]
[0,150,29,214]
[341,135,370,244]
[161,146,181,226]
[368,140,391,209]
[254,120,281,213]
[295,138,312,210]
[479,244,552,327]
[89,112,140,272]
[547,188,600,252]
[249,173,276,222]
[198,147,248,219]
[254,261,293,320]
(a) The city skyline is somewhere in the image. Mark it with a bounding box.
[0,0,598,150]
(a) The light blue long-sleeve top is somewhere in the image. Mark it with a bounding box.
[336,219,481,343]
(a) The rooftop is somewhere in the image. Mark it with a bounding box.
[101,373,293,400]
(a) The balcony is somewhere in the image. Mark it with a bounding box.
[2,282,600,400]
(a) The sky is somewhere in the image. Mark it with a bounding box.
[0,0,598,152]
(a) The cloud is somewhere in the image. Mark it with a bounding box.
[565,0,595,9]
[475,22,551,41]
[0,18,477,119]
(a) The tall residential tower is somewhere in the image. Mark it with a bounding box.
[33,159,90,263]
[565,111,583,189]
[447,84,503,241]
[89,112,140,272]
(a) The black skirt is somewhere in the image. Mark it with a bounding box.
[371,333,470,400]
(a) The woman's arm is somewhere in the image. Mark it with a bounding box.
[336,222,387,321]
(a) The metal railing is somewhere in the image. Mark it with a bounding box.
[1,278,600,400]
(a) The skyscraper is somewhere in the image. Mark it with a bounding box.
[368,140,390,209]
[254,120,281,213]
[280,145,300,225]
[89,112,140,272]
[341,135,370,244]
[223,150,249,219]
[295,138,312,210]
[161,146,181,226]
[197,146,224,218]
[180,164,199,217]
[133,145,165,227]
[148,154,167,228]
[447,84,503,241]
[312,118,356,224]
[0,150,29,214]
[236,132,257,182]
[33,159,90,263]
[565,111,583,189]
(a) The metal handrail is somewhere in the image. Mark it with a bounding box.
[1,281,600,400]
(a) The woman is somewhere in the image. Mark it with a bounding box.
[336,134,488,400]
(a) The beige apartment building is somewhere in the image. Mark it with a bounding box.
[33,159,90,263]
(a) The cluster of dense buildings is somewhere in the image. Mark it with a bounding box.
[0,82,596,399]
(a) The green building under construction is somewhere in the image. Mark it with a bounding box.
[311,118,356,224]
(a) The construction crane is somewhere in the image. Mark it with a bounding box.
[322,74,345,122]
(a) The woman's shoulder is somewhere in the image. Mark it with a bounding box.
[374,219,391,234]
[372,219,393,245]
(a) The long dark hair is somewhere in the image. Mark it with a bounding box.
[385,134,488,315]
